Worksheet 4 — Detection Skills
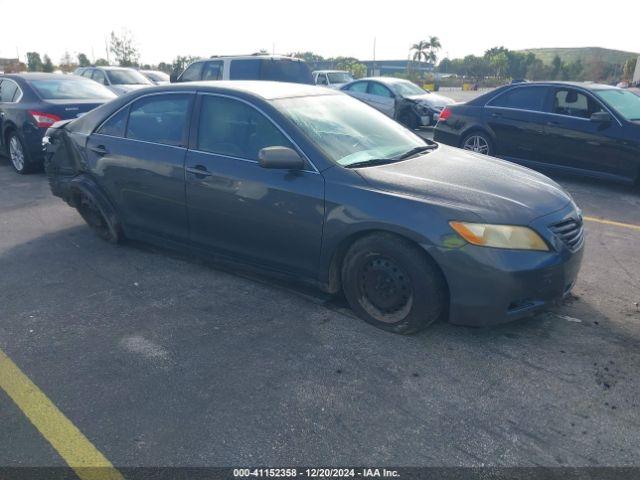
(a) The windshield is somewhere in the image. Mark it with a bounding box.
[391,81,429,97]
[106,69,152,85]
[595,89,640,121]
[29,78,116,100]
[261,60,314,84]
[143,71,169,82]
[327,72,353,84]
[274,94,428,167]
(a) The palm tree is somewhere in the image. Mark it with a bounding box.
[411,41,430,63]
[427,36,442,66]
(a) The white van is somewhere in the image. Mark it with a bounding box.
[172,55,313,85]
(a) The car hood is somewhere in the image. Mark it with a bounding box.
[406,93,455,108]
[355,144,573,225]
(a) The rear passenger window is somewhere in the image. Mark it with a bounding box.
[97,107,129,137]
[126,95,191,146]
[197,96,293,160]
[202,61,223,81]
[0,80,19,103]
[489,87,548,112]
[180,63,203,82]
[229,59,261,80]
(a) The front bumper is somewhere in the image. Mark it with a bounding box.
[430,204,584,327]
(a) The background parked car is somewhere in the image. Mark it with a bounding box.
[341,77,455,128]
[434,82,640,184]
[76,66,153,95]
[171,55,313,84]
[0,73,115,173]
[140,70,170,85]
[312,70,353,89]
[45,81,583,334]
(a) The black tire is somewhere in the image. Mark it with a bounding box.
[398,111,419,130]
[461,131,493,156]
[75,191,123,244]
[341,233,446,334]
[7,132,38,174]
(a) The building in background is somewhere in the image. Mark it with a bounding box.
[0,58,25,73]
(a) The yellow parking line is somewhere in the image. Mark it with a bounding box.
[0,348,123,480]
[583,216,640,232]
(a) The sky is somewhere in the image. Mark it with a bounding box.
[0,0,638,66]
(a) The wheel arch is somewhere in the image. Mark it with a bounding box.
[323,228,450,305]
[68,174,123,234]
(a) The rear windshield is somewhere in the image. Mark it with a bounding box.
[230,59,313,84]
[143,71,169,82]
[106,69,151,85]
[29,78,116,100]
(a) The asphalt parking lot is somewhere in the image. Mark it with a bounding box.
[1,143,639,470]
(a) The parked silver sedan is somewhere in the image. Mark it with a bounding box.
[341,77,455,129]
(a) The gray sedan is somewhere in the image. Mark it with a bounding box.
[44,82,583,334]
[341,77,455,128]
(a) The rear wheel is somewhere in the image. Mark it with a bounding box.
[461,131,493,156]
[76,191,122,244]
[8,133,37,174]
[341,233,446,334]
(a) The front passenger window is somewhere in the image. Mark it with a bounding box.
[369,83,393,98]
[197,96,294,160]
[179,63,203,82]
[347,82,368,93]
[126,95,191,146]
[553,89,602,119]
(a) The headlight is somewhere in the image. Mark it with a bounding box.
[449,222,549,251]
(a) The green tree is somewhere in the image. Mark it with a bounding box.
[77,53,91,67]
[42,55,54,72]
[109,30,140,67]
[59,51,75,72]
[95,58,109,66]
[26,52,43,72]
[623,57,637,81]
[289,51,325,64]
[551,55,563,79]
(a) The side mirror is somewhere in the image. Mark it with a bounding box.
[169,69,181,83]
[590,111,612,123]
[258,146,305,170]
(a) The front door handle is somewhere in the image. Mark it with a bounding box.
[186,165,212,178]
[90,145,108,155]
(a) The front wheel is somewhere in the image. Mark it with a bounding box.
[341,233,446,334]
[461,132,493,156]
[398,111,418,130]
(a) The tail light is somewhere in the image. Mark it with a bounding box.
[439,107,452,122]
[29,111,62,128]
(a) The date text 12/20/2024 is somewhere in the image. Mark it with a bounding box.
[233,468,400,478]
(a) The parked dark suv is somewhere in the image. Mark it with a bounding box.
[171,55,314,85]
[434,82,640,184]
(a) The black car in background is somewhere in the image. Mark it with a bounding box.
[434,82,640,184]
[0,73,116,173]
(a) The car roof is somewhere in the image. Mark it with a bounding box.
[356,76,410,85]
[1,72,80,80]
[173,80,337,100]
[195,55,304,62]
[313,70,350,74]
[507,81,618,91]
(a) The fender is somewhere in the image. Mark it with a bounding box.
[68,175,122,234]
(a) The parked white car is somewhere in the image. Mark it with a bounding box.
[341,77,455,128]
[75,66,153,96]
[312,70,354,89]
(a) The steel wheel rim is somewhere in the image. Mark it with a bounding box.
[359,256,414,323]
[9,137,25,171]
[463,135,490,155]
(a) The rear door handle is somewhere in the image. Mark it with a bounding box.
[186,165,212,178]
[90,145,108,155]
